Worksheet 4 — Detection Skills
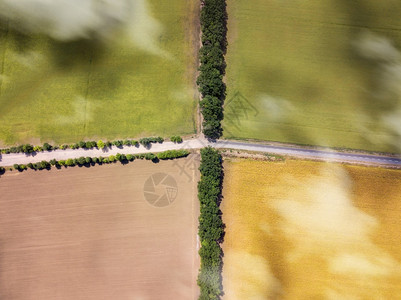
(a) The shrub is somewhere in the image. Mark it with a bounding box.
[97,140,105,149]
[157,149,189,160]
[139,137,164,147]
[92,157,99,163]
[170,136,183,143]
[144,153,156,160]
[77,157,86,165]
[116,153,126,162]
[60,144,68,150]
[10,146,18,153]
[126,154,134,161]
[40,160,50,169]
[42,143,52,151]
[27,163,34,169]
[85,157,92,164]
[85,141,96,149]
[112,140,123,147]
[49,159,57,166]
[22,144,34,153]
[13,164,19,170]
[65,159,74,166]
[108,155,116,162]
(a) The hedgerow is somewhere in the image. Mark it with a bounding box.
[197,0,227,139]
[0,137,170,154]
[157,149,189,160]
[197,147,224,299]
[4,150,191,174]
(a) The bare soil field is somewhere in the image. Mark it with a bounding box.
[222,159,401,299]
[0,156,199,300]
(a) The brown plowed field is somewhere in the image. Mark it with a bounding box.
[0,156,199,300]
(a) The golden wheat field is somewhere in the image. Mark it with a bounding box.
[221,159,401,299]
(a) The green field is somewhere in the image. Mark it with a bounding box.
[0,0,197,146]
[224,1,401,153]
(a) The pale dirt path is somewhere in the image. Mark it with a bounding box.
[0,139,400,167]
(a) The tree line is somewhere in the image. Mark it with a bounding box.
[0,136,182,154]
[197,0,228,139]
[8,150,190,172]
[197,147,224,299]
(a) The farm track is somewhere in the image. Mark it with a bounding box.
[0,138,400,167]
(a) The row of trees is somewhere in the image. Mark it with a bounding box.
[0,139,139,154]
[0,136,183,154]
[170,135,183,143]
[197,0,227,139]
[197,147,224,299]
[139,137,164,147]
[10,150,190,172]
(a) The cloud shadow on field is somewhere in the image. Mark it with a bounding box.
[49,38,107,70]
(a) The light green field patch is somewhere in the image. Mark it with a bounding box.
[0,0,197,145]
[224,0,401,153]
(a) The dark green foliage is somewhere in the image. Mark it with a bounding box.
[197,147,224,299]
[112,140,123,147]
[92,157,99,163]
[49,159,57,166]
[40,160,50,169]
[0,166,5,174]
[198,0,227,139]
[144,153,156,160]
[116,153,127,162]
[65,159,74,166]
[139,137,164,147]
[22,144,34,153]
[85,157,92,164]
[126,154,134,161]
[9,147,18,153]
[27,163,34,169]
[85,141,97,149]
[42,143,53,151]
[77,157,86,165]
[13,164,19,170]
[78,141,86,148]
[170,136,183,143]
[156,149,189,160]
